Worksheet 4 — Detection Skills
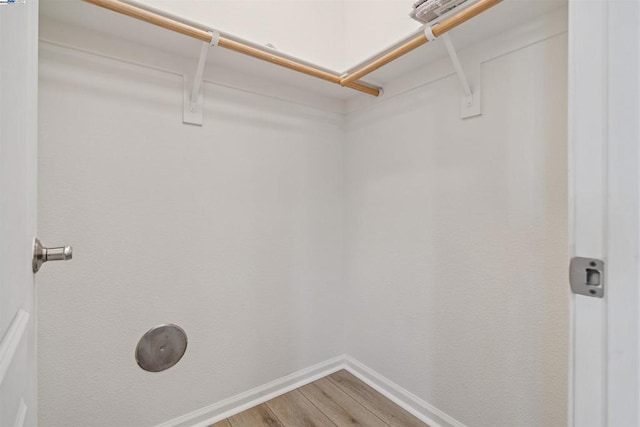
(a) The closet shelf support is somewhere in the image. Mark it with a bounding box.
[184,31,219,125]
[439,33,482,119]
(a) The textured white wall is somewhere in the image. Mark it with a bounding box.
[37,14,569,427]
[344,34,569,427]
[37,46,345,426]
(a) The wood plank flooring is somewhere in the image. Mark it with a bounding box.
[209,370,428,427]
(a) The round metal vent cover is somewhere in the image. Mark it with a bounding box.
[135,324,187,372]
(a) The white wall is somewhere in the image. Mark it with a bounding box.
[137,0,348,70]
[37,9,569,427]
[135,0,419,71]
[344,33,569,427]
[343,0,419,67]
[37,45,345,426]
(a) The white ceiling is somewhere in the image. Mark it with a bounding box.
[39,0,566,101]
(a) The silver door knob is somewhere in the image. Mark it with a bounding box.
[33,238,73,273]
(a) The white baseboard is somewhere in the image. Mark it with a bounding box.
[342,356,467,427]
[156,355,465,427]
[156,356,346,427]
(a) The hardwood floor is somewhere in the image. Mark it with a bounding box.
[209,370,428,427]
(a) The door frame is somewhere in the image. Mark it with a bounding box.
[568,0,639,426]
[0,0,39,425]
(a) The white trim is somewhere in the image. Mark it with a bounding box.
[13,398,27,427]
[567,1,610,426]
[568,1,640,422]
[156,355,464,427]
[604,0,640,424]
[158,356,345,427]
[0,309,30,385]
[343,356,465,427]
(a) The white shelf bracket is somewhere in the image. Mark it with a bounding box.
[183,30,220,125]
[426,27,481,119]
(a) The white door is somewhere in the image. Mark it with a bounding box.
[568,0,639,426]
[0,0,39,426]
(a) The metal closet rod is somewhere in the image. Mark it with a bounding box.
[83,0,501,97]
